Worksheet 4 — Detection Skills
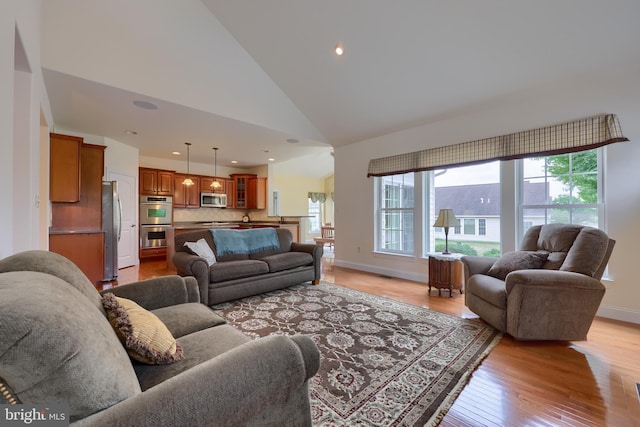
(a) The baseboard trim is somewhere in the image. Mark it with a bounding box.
[596,305,640,325]
[333,260,427,283]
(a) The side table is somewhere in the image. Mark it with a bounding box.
[427,252,464,297]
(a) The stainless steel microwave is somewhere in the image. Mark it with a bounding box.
[200,192,227,208]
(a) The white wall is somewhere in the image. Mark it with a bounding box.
[335,80,640,323]
[0,0,52,258]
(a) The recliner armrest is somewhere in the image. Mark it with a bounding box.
[99,275,200,310]
[73,334,320,427]
[504,269,605,295]
[460,256,496,280]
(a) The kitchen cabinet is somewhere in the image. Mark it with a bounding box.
[200,176,226,194]
[226,179,236,208]
[50,232,105,286]
[51,142,105,230]
[230,174,266,209]
[50,133,82,202]
[140,168,174,195]
[173,174,200,208]
[248,177,267,209]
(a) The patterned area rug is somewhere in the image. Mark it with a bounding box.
[212,283,501,426]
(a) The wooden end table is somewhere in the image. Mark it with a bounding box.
[427,252,464,297]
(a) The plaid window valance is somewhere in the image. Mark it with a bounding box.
[367,114,628,177]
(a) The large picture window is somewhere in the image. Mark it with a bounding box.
[432,162,501,257]
[377,173,414,254]
[519,148,602,235]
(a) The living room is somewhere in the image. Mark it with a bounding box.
[3,1,640,426]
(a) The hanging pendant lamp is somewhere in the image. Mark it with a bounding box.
[211,147,222,189]
[182,142,194,186]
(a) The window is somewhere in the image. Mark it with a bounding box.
[377,173,414,254]
[432,162,501,257]
[308,199,321,233]
[519,148,602,235]
[479,219,486,236]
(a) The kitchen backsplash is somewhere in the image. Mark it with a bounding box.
[173,208,271,223]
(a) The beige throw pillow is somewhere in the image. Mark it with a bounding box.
[102,293,184,364]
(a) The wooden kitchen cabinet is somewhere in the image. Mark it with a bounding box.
[247,177,267,209]
[230,174,266,209]
[200,176,226,193]
[427,253,464,297]
[51,143,105,230]
[49,232,105,286]
[140,168,174,195]
[173,174,200,208]
[226,179,236,208]
[50,133,82,202]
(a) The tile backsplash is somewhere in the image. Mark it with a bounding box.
[173,208,270,223]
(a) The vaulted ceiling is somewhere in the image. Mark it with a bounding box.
[41,1,640,178]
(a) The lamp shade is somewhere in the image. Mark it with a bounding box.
[433,209,459,228]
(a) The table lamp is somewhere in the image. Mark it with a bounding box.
[433,209,459,254]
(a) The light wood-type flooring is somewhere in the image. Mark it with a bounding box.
[115,252,640,426]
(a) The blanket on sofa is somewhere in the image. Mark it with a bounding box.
[211,228,280,256]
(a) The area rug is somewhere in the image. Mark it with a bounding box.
[212,283,501,426]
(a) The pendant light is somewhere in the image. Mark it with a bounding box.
[182,142,194,186]
[211,147,222,189]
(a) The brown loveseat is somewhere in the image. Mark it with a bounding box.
[173,228,323,306]
[0,250,320,426]
[462,224,615,341]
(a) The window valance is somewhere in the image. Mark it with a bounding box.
[308,192,326,203]
[367,114,628,177]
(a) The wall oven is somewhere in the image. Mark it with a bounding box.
[140,225,171,249]
[140,195,173,225]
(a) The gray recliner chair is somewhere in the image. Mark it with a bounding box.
[462,224,615,341]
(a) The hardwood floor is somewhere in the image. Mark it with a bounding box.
[118,254,640,427]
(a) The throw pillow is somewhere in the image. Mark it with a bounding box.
[102,293,184,365]
[184,238,216,266]
[487,251,549,280]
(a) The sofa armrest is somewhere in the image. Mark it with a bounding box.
[460,256,496,281]
[99,275,200,310]
[291,242,323,284]
[72,335,320,427]
[172,252,210,305]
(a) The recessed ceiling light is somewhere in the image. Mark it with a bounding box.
[172,151,181,155]
[335,44,344,56]
[286,138,299,144]
[124,130,138,135]
[231,160,238,164]
[133,100,158,110]
[268,158,275,162]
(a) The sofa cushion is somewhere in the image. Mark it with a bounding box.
[260,252,314,273]
[102,293,185,365]
[487,251,549,280]
[134,324,250,391]
[210,260,269,283]
[0,272,141,421]
[151,303,227,338]
[184,238,216,266]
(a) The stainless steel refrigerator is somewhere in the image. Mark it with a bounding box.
[102,181,122,281]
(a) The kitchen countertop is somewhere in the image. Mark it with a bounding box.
[172,221,299,229]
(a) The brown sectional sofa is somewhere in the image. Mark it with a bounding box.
[173,228,323,306]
